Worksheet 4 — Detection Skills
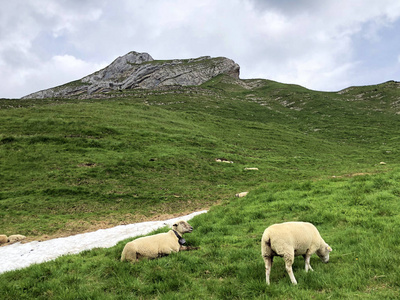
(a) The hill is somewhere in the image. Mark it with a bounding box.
[0,53,399,298]
[1,71,398,238]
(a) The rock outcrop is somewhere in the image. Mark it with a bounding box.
[22,51,240,99]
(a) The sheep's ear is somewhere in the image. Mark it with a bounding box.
[327,246,332,252]
[172,223,177,227]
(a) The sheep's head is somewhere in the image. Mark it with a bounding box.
[317,243,332,263]
[172,220,193,235]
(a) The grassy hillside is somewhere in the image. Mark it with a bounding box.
[1,171,399,298]
[1,77,399,298]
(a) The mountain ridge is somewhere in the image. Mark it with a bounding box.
[22,51,240,99]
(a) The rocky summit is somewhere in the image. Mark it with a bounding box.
[22,51,240,99]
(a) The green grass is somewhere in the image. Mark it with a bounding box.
[1,76,399,298]
[1,170,399,299]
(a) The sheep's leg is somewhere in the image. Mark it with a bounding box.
[284,254,297,285]
[303,254,313,272]
[263,256,273,285]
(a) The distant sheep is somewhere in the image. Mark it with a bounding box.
[215,158,233,163]
[261,222,332,285]
[0,235,7,245]
[235,191,249,198]
[244,167,259,170]
[0,234,27,244]
[121,220,194,262]
[8,234,26,243]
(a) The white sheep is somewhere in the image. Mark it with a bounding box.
[261,221,332,285]
[235,191,249,198]
[8,234,26,243]
[215,158,233,163]
[0,235,7,245]
[121,220,194,262]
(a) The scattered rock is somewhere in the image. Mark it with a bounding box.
[379,162,386,165]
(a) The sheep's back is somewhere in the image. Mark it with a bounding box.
[131,231,179,256]
[264,222,320,256]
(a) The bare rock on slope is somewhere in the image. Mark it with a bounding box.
[22,51,240,99]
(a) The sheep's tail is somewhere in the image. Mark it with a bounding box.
[121,246,127,262]
[261,231,271,257]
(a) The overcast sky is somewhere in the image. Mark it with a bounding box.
[1,0,400,98]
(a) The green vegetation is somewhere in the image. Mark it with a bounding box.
[1,76,399,298]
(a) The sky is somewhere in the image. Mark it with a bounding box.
[1,0,400,99]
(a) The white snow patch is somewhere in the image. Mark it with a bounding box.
[0,210,207,274]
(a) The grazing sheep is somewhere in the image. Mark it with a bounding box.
[235,191,249,198]
[261,222,332,285]
[0,235,7,245]
[8,234,26,243]
[121,220,194,262]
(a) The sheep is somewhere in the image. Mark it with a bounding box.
[8,234,26,243]
[0,235,7,245]
[235,191,249,198]
[261,221,332,285]
[215,158,233,163]
[121,220,194,262]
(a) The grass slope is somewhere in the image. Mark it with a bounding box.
[1,171,399,299]
[0,76,399,298]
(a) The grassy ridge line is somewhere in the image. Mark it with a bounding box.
[0,170,399,298]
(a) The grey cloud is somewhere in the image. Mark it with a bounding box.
[246,0,322,14]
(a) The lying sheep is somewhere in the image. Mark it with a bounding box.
[8,234,26,243]
[215,158,233,163]
[0,235,7,245]
[121,220,194,262]
[261,221,332,285]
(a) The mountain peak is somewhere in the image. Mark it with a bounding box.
[22,52,240,99]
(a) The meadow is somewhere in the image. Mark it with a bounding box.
[0,76,399,298]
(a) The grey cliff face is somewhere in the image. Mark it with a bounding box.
[22,51,240,99]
